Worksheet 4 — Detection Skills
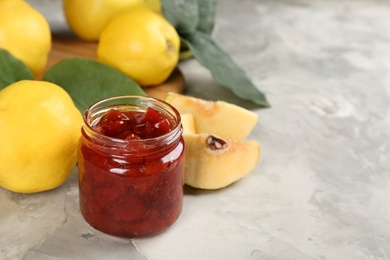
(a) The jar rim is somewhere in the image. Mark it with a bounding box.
[82,95,182,145]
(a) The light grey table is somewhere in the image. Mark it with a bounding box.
[2,0,390,259]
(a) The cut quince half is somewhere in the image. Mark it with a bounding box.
[165,92,258,140]
[183,133,260,189]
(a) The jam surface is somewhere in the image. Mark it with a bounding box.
[78,107,184,237]
[93,107,174,140]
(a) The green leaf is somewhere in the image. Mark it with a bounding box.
[161,0,270,107]
[196,0,216,34]
[184,32,270,107]
[161,0,199,35]
[42,58,146,114]
[0,48,33,90]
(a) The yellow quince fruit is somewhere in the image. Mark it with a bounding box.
[0,80,83,193]
[0,0,51,77]
[97,6,180,86]
[63,0,162,41]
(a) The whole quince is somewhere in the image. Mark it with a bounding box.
[0,0,51,77]
[63,0,161,41]
[0,80,83,193]
[97,6,180,86]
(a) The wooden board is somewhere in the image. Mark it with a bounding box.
[40,34,185,100]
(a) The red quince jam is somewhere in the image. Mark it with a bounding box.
[94,108,174,140]
[78,107,184,237]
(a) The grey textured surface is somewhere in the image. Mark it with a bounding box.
[2,0,390,259]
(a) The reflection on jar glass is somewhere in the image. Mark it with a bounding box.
[78,95,185,238]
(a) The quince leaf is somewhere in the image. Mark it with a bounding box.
[161,0,215,36]
[161,0,199,35]
[161,0,270,107]
[196,0,216,34]
[0,48,33,90]
[183,32,270,107]
[42,58,145,114]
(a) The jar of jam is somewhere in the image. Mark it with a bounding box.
[78,96,185,237]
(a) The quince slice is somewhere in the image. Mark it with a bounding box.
[165,92,258,140]
[183,133,260,189]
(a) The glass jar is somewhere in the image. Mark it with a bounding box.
[78,96,185,238]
